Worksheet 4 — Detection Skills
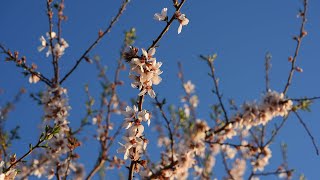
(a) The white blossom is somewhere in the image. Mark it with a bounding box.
[29,73,41,84]
[38,36,47,52]
[183,80,195,94]
[154,8,167,21]
[177,13,189,34]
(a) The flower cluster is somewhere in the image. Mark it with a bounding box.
[18,87,83,179]
[146,90,292,179]
[125,47,163,98]
[117,105,150,162]
[149,119,212,179]
[182,80,199,109]
[38,32,69,57]
[214,91,293,141]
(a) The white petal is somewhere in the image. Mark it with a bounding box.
[141,48,148,58]
[148,48,156,57]
[124,121,133,129]
[152,75,162,85]
[181,18,189,26]
[148,89,156,98]
[154,13,162,21]
[29,76,33,83]
[138,89,147,96]
[38,46,45,52]
[178,24,183,34]
[161,8,167,17]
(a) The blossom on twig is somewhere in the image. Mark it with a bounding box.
[154,8,168,21]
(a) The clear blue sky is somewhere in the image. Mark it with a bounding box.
[1,0,320,179]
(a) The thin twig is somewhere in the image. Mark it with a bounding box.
[4,132,52,173]
[265,52,271,92]
[147,0,186,51]
[86,26,130,180]
[200,55,229,123]
[251,169,294,177]
[293,111,319,155]
[0,44,52,86]
[221,151,235,180]
[155,96,175,162]
[128,161,136,180]
[177,62,197,120]
[46,0,58,86]
[59,0,130,84]
[283,0,308,95]
[264,116,289,146]
[63,151,72,180]
[290,96,320,101]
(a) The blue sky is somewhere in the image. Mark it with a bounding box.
[1,0,320,179]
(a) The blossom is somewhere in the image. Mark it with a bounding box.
[53,43,65,57]
[46,32,57,39]
[128,47,162,98]
[138,82,156,98]
[38,31,69,58]
[154,8,167,21]
[117,136,144,160]
[38,36,47,52]
[60,38,69,49]
[189,95,199,108]
[141,48,156,62]
[138,110,151,126]
[183,80,195,94]
[29,73,41,84]
[177,13,189,34]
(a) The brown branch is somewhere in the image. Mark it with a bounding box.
[264,116,289,147]
[0,44,52,87]
[290,96,320,101]
[3,133,50,173]
[221,151,235,180]
[46,0,58,86]
[200,55,229,123]
[63,151,72,180]
[293,111,319,155]
[128,161,136,180]
[251,169,294,178]
[147,0,186,51]
[265,52,271,92]
[59,0,130,84]
[86,157,106,180]
[155,96,175,162]
[282,0,308,95]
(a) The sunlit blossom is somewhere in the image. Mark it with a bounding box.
[154,8,167,21]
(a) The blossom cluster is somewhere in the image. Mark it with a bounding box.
[148,119,213,179]
[125,47,163,98]
[180,80,199,118]
[208,91,293,143]
[38,32,69,58]
[18,87,83,179]
[117,106,150,162]
[144,89,292,180]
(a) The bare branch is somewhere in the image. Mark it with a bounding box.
[59,0,130,84]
